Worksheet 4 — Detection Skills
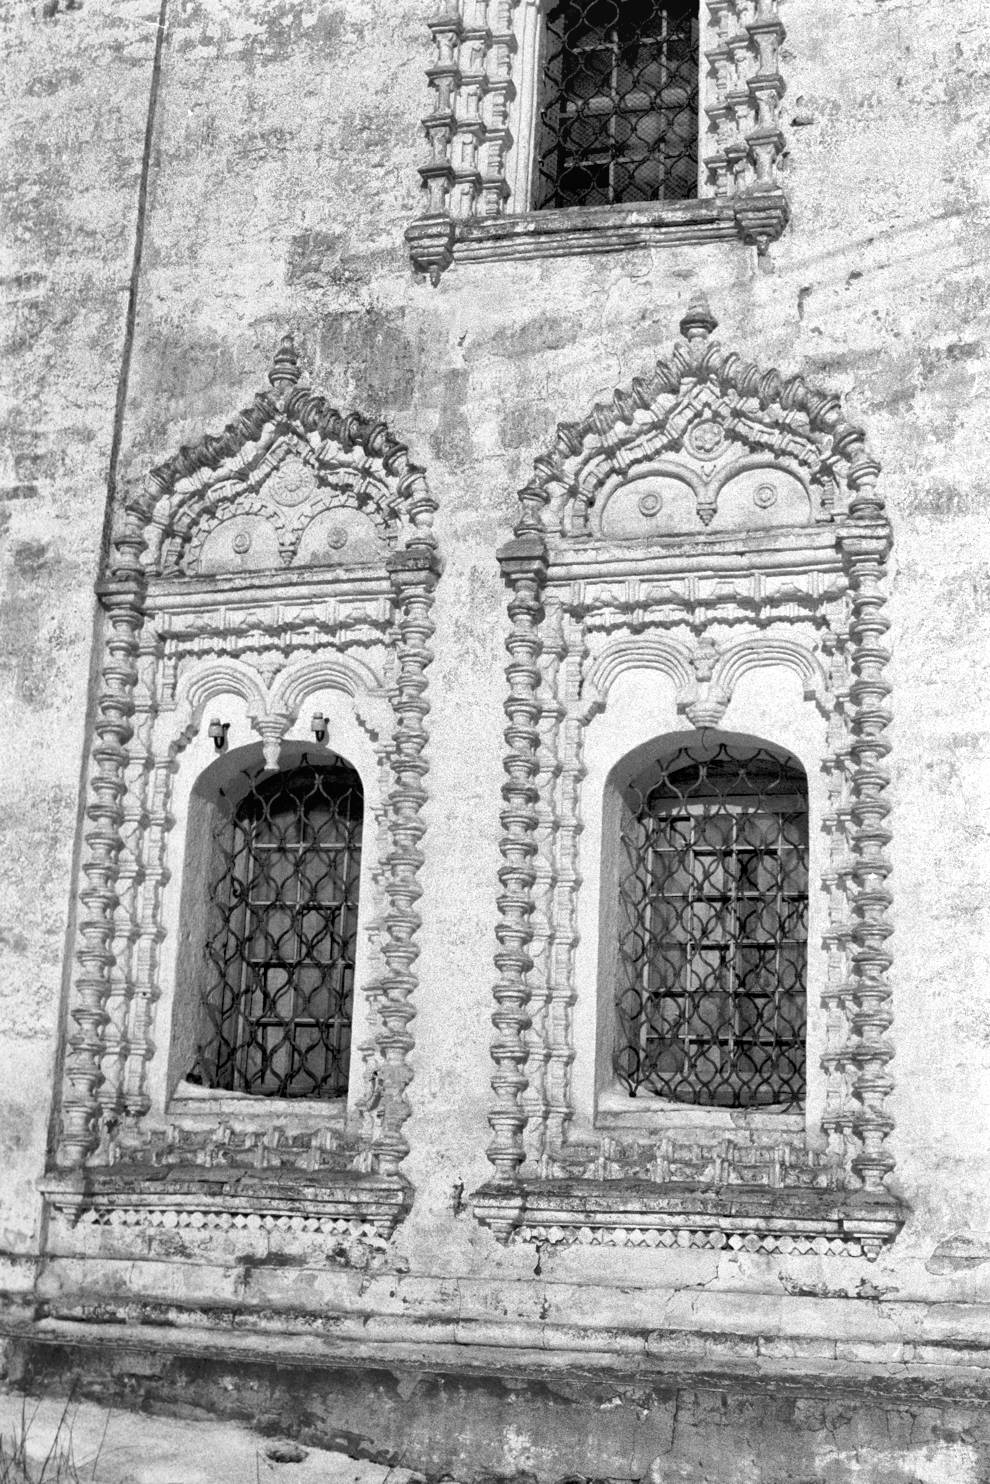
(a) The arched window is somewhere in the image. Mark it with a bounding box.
[534,0,699,211]
[613,739,807,1109]
[193,757,363,1101]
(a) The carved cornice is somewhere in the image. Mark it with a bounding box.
[518,294,875,545]
[109,335,436,584]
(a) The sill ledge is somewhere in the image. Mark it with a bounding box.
[595,1086,805,1132]
[167,1083,348,1130]
[472,1178,905,1261]
[40,1167,410,1239]
[406,189,789,281]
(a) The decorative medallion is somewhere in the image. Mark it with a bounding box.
[754,483,778,509]
[638,491,663,517]
[686,420,725,458]
[264,456,319,508]
[326,526,349,550]
[232,531,252,554]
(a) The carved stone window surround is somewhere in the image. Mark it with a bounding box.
[47,338,440,1243]
[407,0,789,282]
[473,295,904,1259]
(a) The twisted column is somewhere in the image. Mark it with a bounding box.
[842,530,894,1191]
[479,1,516,216]
[370,549,440,1178]
[122,746,174,1122]
[59,582,145,1167]
[546,645,584,1154]
[488,536,547,1183]
[421,8,461,217]
[520,602,565,1162]
[96,634,157,1138]
[818,626,857,1146]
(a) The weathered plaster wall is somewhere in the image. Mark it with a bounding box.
[3,0,990,1475]
[0,1,157,1266]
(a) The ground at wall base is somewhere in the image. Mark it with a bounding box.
[4,1341,990,1484]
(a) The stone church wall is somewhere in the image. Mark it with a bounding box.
[2,1,990,1479]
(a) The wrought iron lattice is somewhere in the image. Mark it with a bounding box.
[534,0,699,211]
[614,743,808,1108]
[197,758,363,1100]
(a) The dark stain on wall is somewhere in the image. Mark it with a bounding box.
[317,306,418,411]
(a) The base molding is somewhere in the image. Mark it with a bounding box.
[4,1309,990,1484]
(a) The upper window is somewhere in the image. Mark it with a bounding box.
[613,740,807,1109]
[193,758,363,1101]
[535,0,699,210]
[410,0,790,278]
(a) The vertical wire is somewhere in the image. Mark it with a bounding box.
[772,796,785,1091]
[231,794,256,1091]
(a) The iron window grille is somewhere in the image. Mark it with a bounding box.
[534,0,699,211]
[614,742,808,1108]
[195,758,363,1100]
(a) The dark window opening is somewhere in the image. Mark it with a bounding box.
[614,742,808,1108]
[535,0,699,211]
[195,758,363,1100]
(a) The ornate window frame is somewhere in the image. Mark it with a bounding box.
[407,0,789,282]
[473,295,905,1259]
[44,339,440,1249]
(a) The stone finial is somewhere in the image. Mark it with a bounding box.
[267,333,302,394]
[679,291,719,349]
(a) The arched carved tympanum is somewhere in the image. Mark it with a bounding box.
[52,337,440,1243]
[476,294,902,1259]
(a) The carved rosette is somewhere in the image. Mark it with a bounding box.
[408,0,788,278]
[475,295,903,1257]
[54,338,440,1235]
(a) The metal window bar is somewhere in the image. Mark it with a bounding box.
[197,758,363,1100]
[614,744,808,1107]
[535,0,699,211]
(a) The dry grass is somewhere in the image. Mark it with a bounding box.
[0,1398,106,1484]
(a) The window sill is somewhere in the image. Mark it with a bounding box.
[406,188,789,281]
[41,1165,410,1240]
[595,1086,806,1134]
[471,1178,906,1260]
[168,1081,349,1130]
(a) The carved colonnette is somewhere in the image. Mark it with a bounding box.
[474,295,903,1258]
[407,0,789,281]
[46,337,440,1247]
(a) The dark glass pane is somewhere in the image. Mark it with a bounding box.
[536,0,699,210]
[198,759,363,1099]
[615,742,808,1107]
